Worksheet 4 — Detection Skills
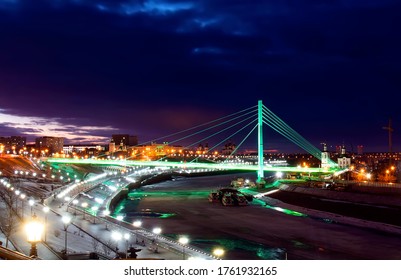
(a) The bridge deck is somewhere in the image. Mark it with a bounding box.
[46,158,339,173]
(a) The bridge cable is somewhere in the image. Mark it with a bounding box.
[125,107,257,161]
[222,123,258,163]
[138,105,257,146]
[189,119,258,164]
[262,106,322,158]
[262,112,320,158]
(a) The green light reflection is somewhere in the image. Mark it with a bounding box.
[254,199,307,217]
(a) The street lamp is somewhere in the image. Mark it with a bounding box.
[15,190,20,210]
[25,214,44,258]
[62,216,71,258]
[152,227,162,253]
[72,199,79,215]
[124,233,130,259]
[43,206,49,242]
[102,210,111,230]
[81,202,88,220]
[213,248,225,259]
[178,236,189,260]
[133,220,142,243]
[28,198,34,215]
[20,193,26,219]
[92,206,99,224]
[111,231,122,258]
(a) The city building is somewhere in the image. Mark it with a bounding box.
[35,136,64,155]
[197,143,209,154]
[221,140,236,155]
[129,142,184,160]
[63,144,106,157]
[321,143,331,169]
[337,146,351,169]
[108,138,116,153]
[0,136,26,154]
[111,134,138,147]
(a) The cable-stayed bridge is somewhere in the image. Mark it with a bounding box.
[46,100,342,181]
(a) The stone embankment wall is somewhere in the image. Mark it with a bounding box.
[270,183,401,235]
[279,184,401,207]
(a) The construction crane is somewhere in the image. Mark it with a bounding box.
[382,118,394,153]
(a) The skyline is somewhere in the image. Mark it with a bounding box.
[1,1,401,152]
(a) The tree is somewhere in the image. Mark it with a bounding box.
[101,239,115,256]
[91,236,100,253]
[0,187,18,248]
[0,207,18,248]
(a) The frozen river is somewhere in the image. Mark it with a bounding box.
[113,172,401,260]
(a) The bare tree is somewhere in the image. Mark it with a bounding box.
[101,239,115,256]
[0,186,16,211]
[0,186,18,248]
[91,236,100,253]
[0,207,18,248]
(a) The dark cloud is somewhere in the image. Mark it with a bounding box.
[0,0,400,151]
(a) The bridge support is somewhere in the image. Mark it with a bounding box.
[257,100,265,186]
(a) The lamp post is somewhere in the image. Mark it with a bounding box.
[25,214,44,258]
[152,227,162,253]
[92,206,99,224]
[103,210,111,230]
[28,199,34,215]
[20,193,26,219]
[43,206,49,242]
[72,199,78,215]
[81,202,88,220]
[133,220,142,243]
[15,190,20,212]
[62,216,71,258]
[178,236,189,260]
[124,233,130,259]
[111,231,122,259]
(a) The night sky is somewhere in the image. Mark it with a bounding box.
[1,0,401,153]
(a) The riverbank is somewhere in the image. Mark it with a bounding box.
[269,183,401,228]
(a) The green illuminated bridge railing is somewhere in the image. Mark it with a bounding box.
[46,158,340,174]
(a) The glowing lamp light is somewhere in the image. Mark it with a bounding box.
[152,227,162,235]
[28,199,34,207]
[133,220,142,228]
[25,217,44,243]
[213,248,225,258]
[111,231,122,241]
[178,236,189,245]
[62,216,71,225]
[25,215,44,258]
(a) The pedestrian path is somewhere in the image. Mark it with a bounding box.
[1,172,216,260]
